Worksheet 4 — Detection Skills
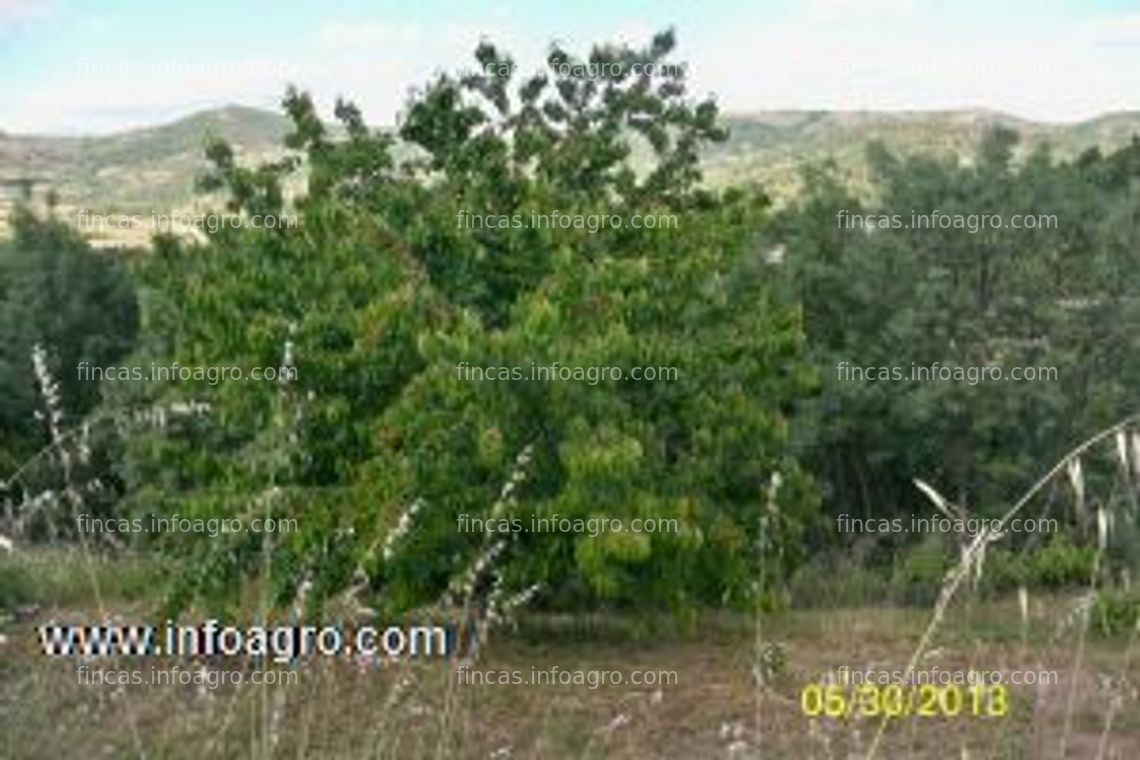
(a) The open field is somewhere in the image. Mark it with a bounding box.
[3,553,1138,759]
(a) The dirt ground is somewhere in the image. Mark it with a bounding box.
[2,594,1137,759]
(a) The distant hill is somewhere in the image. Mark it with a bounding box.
[0,105,290,210]
[701,109,1140,195]
[2,105,1139,245]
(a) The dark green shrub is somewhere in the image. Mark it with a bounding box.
[1026,536,1096,589]
[1092,589,1140,637]
[0,559,34,611]
[891,537,951,605]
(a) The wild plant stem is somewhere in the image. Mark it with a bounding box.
[866,413,1140,760]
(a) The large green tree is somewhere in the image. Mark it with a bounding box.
[123,31,817,616]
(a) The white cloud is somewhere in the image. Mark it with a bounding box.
[316,21,424,48]
[0,0,53,31]
[804,0,917,20]
[5,56,304,134]
[3,7,1139,133]
[1080,13,1140,47]
[673,8,1138,123]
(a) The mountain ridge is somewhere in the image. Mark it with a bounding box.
[3,105,1138,244]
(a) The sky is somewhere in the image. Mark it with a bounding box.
[1,0,1138,135]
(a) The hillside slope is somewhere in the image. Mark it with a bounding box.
[3,106,1139,244]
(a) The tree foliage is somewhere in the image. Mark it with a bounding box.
[121,31,816,616]
[773,132,1140,550]
[0,207,139,470]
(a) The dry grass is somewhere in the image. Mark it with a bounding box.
[2,585,1138,759]
[3,346,1137,759]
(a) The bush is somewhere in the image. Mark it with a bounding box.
[0,207,139,455]
[788,559,891,608]
[0,560,34,612]
[1092,589,1140,637]
[979,548,1030,593]
[891,537,952,605]
[1026,536,1096,589]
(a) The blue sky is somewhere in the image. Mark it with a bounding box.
[1,0,1138,134]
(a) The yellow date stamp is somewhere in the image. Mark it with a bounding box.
[800,683,1008,718]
